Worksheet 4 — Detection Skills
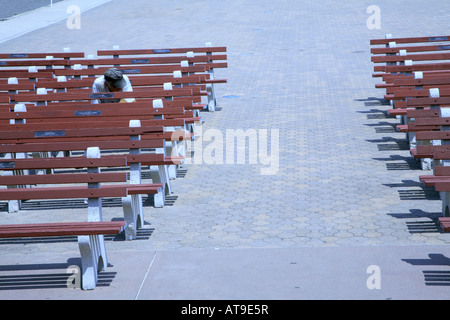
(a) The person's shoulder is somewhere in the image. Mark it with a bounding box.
[93,76,105,84]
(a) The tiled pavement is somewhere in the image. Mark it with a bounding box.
[1,0,450,300]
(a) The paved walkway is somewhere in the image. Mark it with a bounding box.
[1,0,450,301]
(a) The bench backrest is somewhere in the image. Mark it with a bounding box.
[0,148,129,201]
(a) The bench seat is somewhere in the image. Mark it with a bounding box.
[0,220,125,290]
[0,221,125,238]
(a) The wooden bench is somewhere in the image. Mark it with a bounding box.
[371,35,450,109]
[408,110,450,218]
[5,84,198,147]
[0,57,70,69]
[0,122,176,235]
[5,90,193,179]
[0,147,134,290]
[5,84,196,163]
[96,44,228,111]
[371,34,450,73]
[370,35,450,224]
[0,51,84,59]
[0,221,125,289]
[0,70,54,81]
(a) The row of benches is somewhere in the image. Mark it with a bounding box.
[0,44,227,112]
[0,44,228,290]
[370,34,450,231]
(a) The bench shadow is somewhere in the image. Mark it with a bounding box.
[144,195,178,207]
[366,136,409,151]
[0,258,116,290]
[355,97,391,107]
[372,154,421,171]
[388,209,442,234]
[402,253,450,286]
[360,106,397,134]
[383,180,440,201]
[0,193,166,212]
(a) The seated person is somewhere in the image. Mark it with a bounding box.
[91,67,135,103]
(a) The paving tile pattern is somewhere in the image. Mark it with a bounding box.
[1,0,450,254]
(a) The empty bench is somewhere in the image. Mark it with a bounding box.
[0,147,133,290]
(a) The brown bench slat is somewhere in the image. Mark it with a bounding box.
[393,77,450,87]
[11,88,194,103]
[0,71,54,80]
[0,125,163,140]
[0,59,70,67]
[126,183,163,194]
[435,181,450,192]
[0,133,165,144]
[3,118,185,130]
[407,109,440,118]
[0,157,127,170]
[0,83,35,91]
[370,36,450,45]
[407,97,450,107]
[372,52,450,63]
[0,52,84,59]
[0,185,128,200]
[105,153,165,164]
[142,155,184,166]
[390,87,450,99]
[30,99,191,110]
[415,117,450,126]
[414,146,450,159]
[1,107,186,122]
[53,65,208,77]
[416,131,450,141]
[97,47,227,56]
[439,217,450,232]
[371,44,450,55]
[381,62,450,73]
[432,149,450,160]
[0,172,127,185]
[0,139,164,153]
[419,175,450,187]
[0,221,125,238]
[69,56,214,66]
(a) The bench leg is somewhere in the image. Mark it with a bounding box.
[441,192,450,217]
[206,80,217,112]
[153,188,166,208]
[7,153,27,213]
[207,99,216,112]
[8,200,20,213]
[150,164,172,202]
[122,194,143,240]
[149,166,167,208]
[164,140,183,180]
[408,131,416,150]
[78,234,107,290]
